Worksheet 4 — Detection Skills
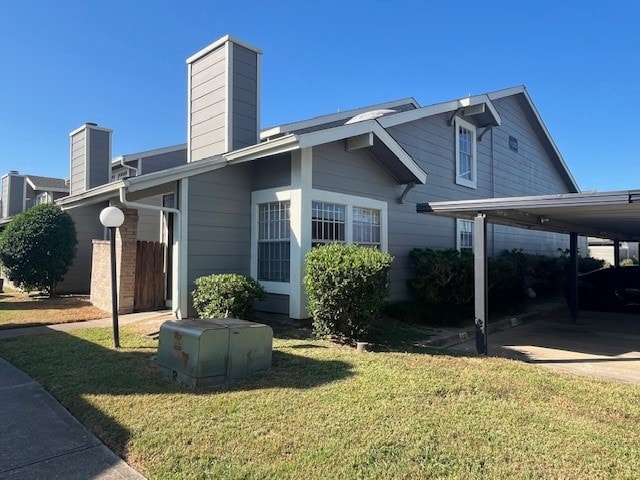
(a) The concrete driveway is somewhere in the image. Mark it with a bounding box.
[447,309,640,385]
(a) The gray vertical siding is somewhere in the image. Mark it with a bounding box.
[88,129,111,189]
[70,130,87,195]
[186,163,253,315]
[190,45,228,161]
[231,43,258,149]
[57,203,106,294]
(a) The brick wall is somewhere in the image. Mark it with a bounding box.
[90,208,139,314]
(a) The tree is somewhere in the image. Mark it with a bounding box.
[0,203,77,295]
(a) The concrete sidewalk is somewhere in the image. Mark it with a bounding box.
[0,311,172,479]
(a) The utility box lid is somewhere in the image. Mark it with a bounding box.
[157,318,273,387]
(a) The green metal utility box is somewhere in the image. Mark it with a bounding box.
[157,318,273,387]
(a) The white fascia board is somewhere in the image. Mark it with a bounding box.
[378,94,501,128]
[297,122,427,185]
[260,97,420,140]
[112,143,187,165]
[186,34,262,64]
[125,156,227,193]
[56,181,123,209]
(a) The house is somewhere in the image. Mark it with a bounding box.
[0,171,69,221]
[44,34,581,320]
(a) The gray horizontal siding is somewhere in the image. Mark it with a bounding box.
[186,164,253,315]
[57,203,106,294]
[88,129,110,189]
[136,196,162,242]
[1,175,9,218]
[139,149,187,175]
[231,44,258,150]
[251,154,291,190]
[70,130,86,195]
[190,45,227,162]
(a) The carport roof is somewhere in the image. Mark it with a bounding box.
[417,190,640,242]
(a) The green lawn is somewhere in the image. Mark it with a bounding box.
[0,322,639,479]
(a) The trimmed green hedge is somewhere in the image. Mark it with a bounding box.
[304,243,393,341]
[191,273,266,320]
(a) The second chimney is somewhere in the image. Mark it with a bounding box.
[69,123,112,196]
[186,35,262,163]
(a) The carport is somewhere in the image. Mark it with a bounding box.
[418,190,640,354]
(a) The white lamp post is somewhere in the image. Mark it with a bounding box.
[99,206,125,348]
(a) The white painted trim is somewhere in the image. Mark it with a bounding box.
[260,97,420,139]
[225,41,233,153]
[187,61,193,163]
[454,116,477,189]
[378,94,501,129]
[310,188,389,252]
[289,148,313,319]
[250,188,294,294]
[186,35,262,65]
[177,178,189,318]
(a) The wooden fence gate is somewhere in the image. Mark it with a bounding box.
[134,241,165,312]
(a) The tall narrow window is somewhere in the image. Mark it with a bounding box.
[258,201,290,282]
[455,117,477,188]
[456,219,474,252]
[353,207,381,247]
[312,201,346,246]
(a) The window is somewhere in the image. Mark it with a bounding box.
[455,117,477,188]
[353,207,380,246]
[311,201,382,248]
[456,219,474,252]
[312,201,346,246]
[257,201,290,282]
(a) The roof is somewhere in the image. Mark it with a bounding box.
[111,144,187,166]
[261,98,419,140]
[25,175,68,192]
[418,190,640,242]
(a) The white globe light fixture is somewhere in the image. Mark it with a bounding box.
[99,205,125,348]
[99,206,125,228]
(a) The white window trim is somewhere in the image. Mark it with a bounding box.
[311,189,388,252]
[456,218,474,252]
[454,116,477,189]
[251,186,389,296]
[251,188,294,295]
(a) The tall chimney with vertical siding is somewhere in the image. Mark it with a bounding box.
[186,35,262,163]
[1,171,26,219]
[69,123,113,196]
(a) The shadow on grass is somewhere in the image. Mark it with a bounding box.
[0,299,95,311]
[0,329,355,470]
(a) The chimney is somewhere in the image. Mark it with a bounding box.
[1,171,26,219]
[186,35,262,163]
[69,123,113,196]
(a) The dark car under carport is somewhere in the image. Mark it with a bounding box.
[579,266,640,311]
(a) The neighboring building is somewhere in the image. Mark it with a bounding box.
[51,34,581,321]
[0,171,69,222]
[588,237,639,265]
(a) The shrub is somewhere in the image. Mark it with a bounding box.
[408,249,473,305]
[191,273,266,320]
[620,258,636,267]
[0,203,77,295]
[304,243,393,341]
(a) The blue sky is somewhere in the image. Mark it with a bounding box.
[0,0,637,191]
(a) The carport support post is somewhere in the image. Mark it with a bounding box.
[614,240,620,268]
[474,213,488,355]
[569,232,579,323]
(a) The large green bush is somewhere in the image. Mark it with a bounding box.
[304,243,393,341]
[191,273,266,320]
[408,249,473,305]
[0,203,77,295]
